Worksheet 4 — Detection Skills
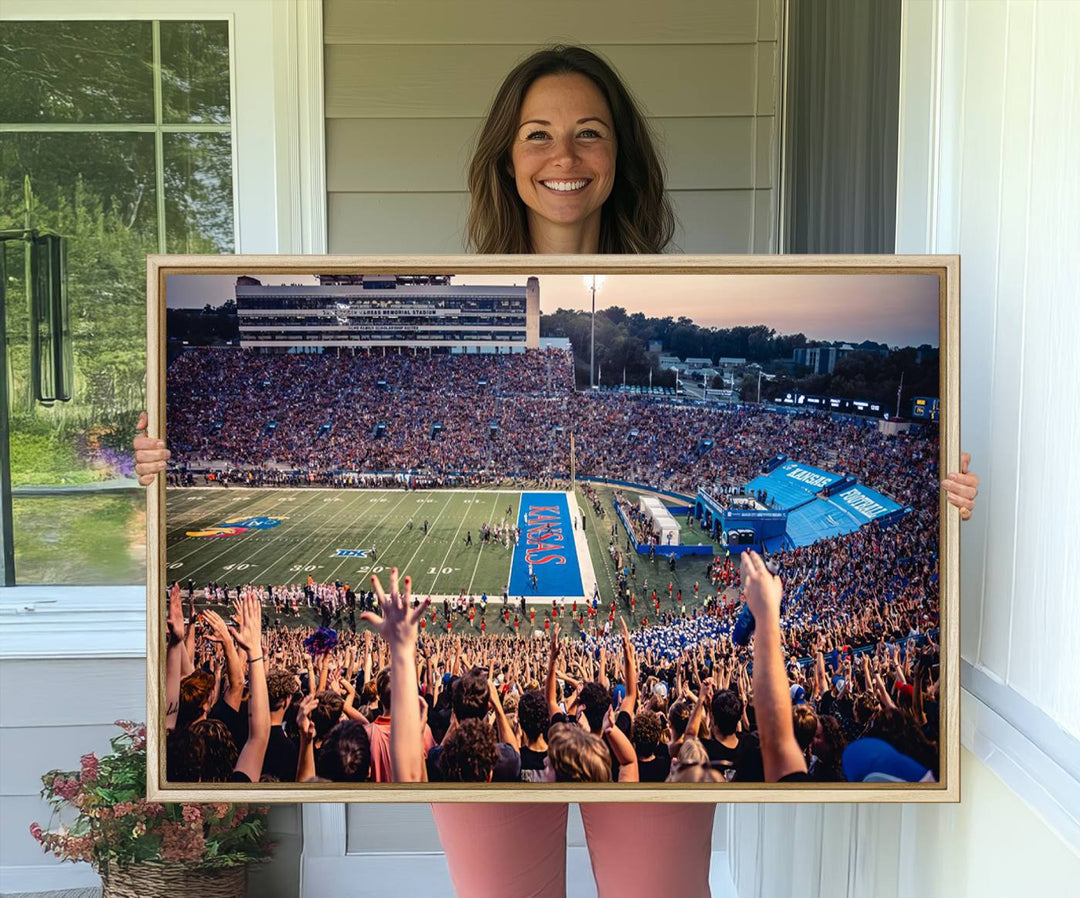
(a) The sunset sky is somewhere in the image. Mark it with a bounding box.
[167,271,940,347]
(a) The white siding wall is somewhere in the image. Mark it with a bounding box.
[319,2,775,880]
[918,0,1079,735]
[0,593,301,897]
[323,0,782,253]
[729,1,1080,894]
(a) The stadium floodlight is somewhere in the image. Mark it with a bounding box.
[583,275,605,389]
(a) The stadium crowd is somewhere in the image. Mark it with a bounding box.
[162,347,943,789]
[166,548,942,787]
[166,348,938,504]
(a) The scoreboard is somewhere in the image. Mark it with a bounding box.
[775,393,884,416]
[911,396,939,421]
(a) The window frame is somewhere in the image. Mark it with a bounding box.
[0,0,326,649]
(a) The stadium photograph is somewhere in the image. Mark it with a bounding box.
[154,264,951,797]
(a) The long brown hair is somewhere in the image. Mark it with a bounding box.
[466,45,675,254]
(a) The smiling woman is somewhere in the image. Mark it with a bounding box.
[509,72,617,253]
[466,45,674,255]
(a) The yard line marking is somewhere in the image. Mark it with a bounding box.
[176,489,344,582]
[465,492,503,596]
[251,488,413,584]
[166,490,300,565]
[172,489,326,580]
[428,493,472,594]
[399,491,458,590]
[316,490,418,582]
[166,490,272,544]
[164,488,315,566]
[167,489,251,526]
[248,487,373,584]
[319,492,405,583]
[167,486,530,582]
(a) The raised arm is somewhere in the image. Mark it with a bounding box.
[316,654,330,694]
[813,649,826,703]
[545,623,562,718]
[295,693,318,783]
[362,630,373,687]
[686,678,712,742]
[183,591,198,676]
[203,608,244,711]
[231,591,269,782]
[874,672,898,711]
[618,617,637,715]
[338,677,370,724]
[742,551,806,782]
[487,677,517,747]
[165,582,187,731]
[360,568,429,783]
[604,719,639,782]
[451,636,463,677]
[305,653,316,698]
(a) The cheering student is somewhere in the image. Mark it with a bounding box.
[133,43,980,898]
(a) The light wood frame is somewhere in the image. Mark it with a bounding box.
[145,253,960,804]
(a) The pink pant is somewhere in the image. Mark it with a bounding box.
[431,802,716,898]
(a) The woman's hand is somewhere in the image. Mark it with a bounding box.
[133,411,170,486]
[941,451,979,521]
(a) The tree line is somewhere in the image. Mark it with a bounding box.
[541,307,939,408]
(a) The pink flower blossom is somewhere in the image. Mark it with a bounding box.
[181,805,202,824]
[52,777,80,801]
[29,822,43,842]
[79,753,100,782]
[160,822,206,863]
[65,834,95,864]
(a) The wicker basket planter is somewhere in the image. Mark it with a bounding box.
[101,862,247,898]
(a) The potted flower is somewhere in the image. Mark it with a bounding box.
[30,720,274,898]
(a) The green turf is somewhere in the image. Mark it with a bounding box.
[167,487,526,597]
[167,484,730,617]
[577,485,727,610]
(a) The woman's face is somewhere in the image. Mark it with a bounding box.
[509,72,616,249]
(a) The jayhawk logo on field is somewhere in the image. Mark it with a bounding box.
[186,515,284,538]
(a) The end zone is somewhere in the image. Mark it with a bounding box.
[508,491,594,598]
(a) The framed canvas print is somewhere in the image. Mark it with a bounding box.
[145,254,959,804]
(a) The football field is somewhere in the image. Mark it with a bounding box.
[166,487,595,600]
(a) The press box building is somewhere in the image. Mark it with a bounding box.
[234,274,540,353]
